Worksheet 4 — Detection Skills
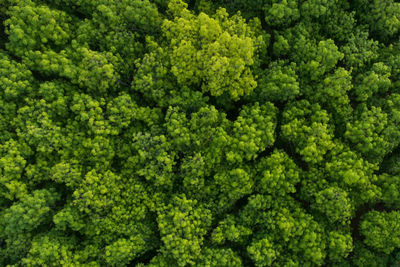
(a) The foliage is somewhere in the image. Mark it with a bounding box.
[1,0,400,266]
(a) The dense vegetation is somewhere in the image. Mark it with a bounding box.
[1,0,400,265]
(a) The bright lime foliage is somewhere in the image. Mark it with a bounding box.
[247,236,278,266]
[255,150,300,196]
[134,0,262,102]
[353,62,391,102]
[197,247,242,267]
[229,102,277,162]
[326,230,353,262]
[5,0,74,56]
[345,105,393,163]
[1,0,400,266]
[157,194,211,266]
[282,100,335,164]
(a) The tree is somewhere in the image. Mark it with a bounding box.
[360,211,400,254]
[2,0,400,265]
[134,0,263,103]
[281,100,335,164]
[157,194,212,266]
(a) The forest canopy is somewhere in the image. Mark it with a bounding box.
[1,0,400,266]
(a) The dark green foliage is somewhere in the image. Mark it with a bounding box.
[1,0,400,266]
[360,211,400,254]
[253,60,300,102]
